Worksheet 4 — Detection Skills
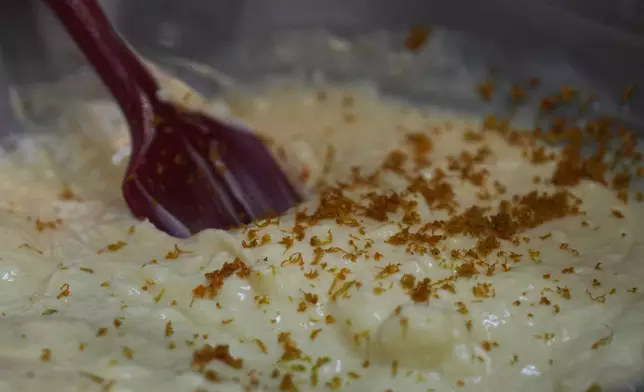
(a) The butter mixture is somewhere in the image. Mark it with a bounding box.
[1,82,644,392]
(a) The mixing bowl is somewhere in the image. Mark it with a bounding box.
[1,0,644,126]
[1,1,644,391]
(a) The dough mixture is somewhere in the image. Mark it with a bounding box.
[0,80,643,392]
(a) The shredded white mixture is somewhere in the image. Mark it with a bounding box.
[0,81,643,392]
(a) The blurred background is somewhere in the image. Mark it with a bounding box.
[1,0,644,140]
[1,0,644,82]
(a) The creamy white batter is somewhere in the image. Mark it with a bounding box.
[1,81,643,392]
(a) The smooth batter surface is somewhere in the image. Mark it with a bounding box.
[1,81,644,392]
